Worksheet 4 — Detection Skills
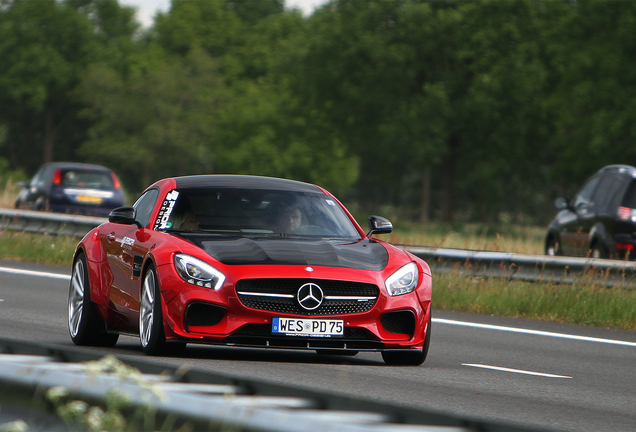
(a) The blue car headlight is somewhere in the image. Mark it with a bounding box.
[385,262,419,296]
[174,254,225,290]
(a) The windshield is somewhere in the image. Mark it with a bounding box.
[158,188,361,240]
[61,169,114,190]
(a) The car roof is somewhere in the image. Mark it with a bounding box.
[173,175,322,193]
[42,162,114,172]
[598,165,636,177]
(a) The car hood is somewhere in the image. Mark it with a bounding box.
[184,236,389,271]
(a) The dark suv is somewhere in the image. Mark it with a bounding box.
[545,165,636,259]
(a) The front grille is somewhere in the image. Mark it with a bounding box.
[380,310,416,337]
[225,324,384,350]
[236,278,379,316]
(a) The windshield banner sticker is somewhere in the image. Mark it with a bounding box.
[154,190,179,230]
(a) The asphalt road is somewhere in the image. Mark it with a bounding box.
[1,259,635,432]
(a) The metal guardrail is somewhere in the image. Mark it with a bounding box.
[1,208,633,287]
[0,208,106,237]
[407,246,636,288]
[0,337,550,432]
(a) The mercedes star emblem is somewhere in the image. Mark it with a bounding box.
[297,283,324,310]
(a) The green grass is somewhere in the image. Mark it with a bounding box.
[435,272,636,331]
[0,230,78,266]
[386,221,546,254]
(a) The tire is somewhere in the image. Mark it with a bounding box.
[591,243,607,259]
[545,237,561,256]
[382,313,431,366]
[68,254,119,347]
[35,197,47,211]
[140,265,184,356]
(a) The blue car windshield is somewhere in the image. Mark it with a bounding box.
[160,188,361,240]
[61,170,114,190]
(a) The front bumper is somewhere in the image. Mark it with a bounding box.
[156,263,431,351]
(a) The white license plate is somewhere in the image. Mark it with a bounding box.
[272,318,343,337]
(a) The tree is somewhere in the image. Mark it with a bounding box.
[77,46,225,192]
[0,0,96,172]
[151,1,358,193]
[226,0,284,26]
[546,0,636,193]
[287,0,564,222]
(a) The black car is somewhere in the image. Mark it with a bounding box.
[545,164,636,259]
[15,162,125,216]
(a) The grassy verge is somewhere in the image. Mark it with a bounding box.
[0,231,78,266]
[386,222,546,255]
[435,272,636,331]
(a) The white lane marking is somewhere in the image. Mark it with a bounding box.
[0,266,71,281]
[462,363,572,379]
[433,318,636,348]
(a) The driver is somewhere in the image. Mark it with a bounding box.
[169,198,200,231]
[276,205,302,233]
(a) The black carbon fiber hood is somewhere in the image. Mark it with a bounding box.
[185,236,388,270]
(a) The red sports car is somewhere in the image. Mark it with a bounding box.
[68,175,432,365]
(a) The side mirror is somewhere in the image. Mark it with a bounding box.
[108,206,137,225]
[554,197,570,211]
[367,215,393,236]
[17,181,28,189]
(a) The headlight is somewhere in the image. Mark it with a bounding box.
[385,262,419,296]
[174,254,225,290]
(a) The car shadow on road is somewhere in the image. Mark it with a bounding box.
[110,339,385,366]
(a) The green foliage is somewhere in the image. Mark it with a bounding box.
[77,46,223,191]
[0,157,26,186]
[2,0,636,221]
[546,0,636,187]
[154,0,242,57]
[226,0,284,26]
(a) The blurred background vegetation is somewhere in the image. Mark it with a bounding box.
[1,0,635,227]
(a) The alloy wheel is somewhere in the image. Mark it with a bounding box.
[68,259,85,338]
[140,270,156,347]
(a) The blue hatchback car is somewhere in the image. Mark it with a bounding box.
[15,162,125,216]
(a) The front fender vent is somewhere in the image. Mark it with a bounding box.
[184,302,226,329]
[380,310,416,337]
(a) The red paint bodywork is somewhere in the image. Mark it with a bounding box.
[75,177,432,351]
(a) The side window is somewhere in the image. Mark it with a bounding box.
[133,189,159,228]
[31,168,43,187]
[594,175,629,213]
[621,180,636,208]
[573,175,601,209]
[590,175,619,210]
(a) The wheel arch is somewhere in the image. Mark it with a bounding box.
[589,223,610,253]
[139,255,179,340]
[545,229,561,254]
[73,232,112,320]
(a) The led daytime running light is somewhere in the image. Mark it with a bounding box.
[174,254,225,290]
[385,262,419,296]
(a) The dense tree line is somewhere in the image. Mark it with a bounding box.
[1,0,635,224]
